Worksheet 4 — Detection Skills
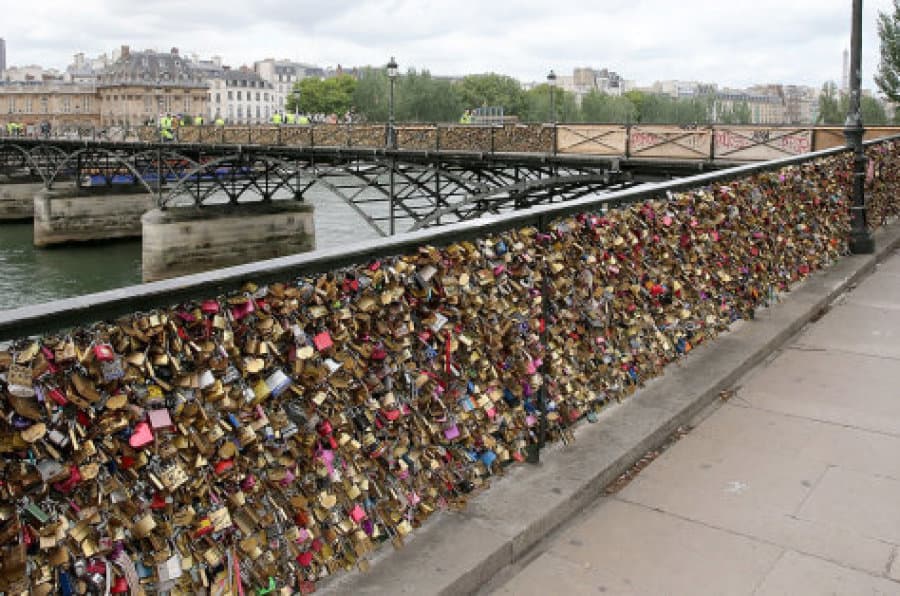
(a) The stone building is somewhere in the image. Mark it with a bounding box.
[0,82,99,131]
[95,46,209,127]
[254,59,324,113]
[207,67,277,124]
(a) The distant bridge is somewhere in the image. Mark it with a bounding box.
[1,124,895,236]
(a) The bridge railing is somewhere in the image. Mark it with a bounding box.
[123,123,900,162]
[2,135,900,595]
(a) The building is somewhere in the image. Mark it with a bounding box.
[783,85,818,125]
[2,65,64,83]
[0,82,99,130]
[0,38,6,75]
[95,45,209,127]
[254,59,324,112]
[207,67,278,124]
[714,89,787,125]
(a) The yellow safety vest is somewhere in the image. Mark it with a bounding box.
[271,114,282,125]
[215,118,225,127]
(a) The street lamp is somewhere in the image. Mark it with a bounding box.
[387,56,398,149]
[547,69,557,124]
[845,0,874,253]
[387,56,399,235]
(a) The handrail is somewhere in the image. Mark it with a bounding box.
[5,135,898,341]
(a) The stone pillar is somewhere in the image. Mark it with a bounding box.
[33,186,157,247]
[0,179,44,221]
[141,201,316,282]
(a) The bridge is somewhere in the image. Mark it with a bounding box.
[1,128,899,594]
[3,124,896,238]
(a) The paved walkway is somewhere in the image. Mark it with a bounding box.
[486,251,900,595]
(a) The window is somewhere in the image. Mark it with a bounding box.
[255,106,260,118]
[256,92,260,101]
[227,90,233,100]
[264,92,268,101]
[237,91,242,101]
[215,92,221,103]
[237,105,243,119]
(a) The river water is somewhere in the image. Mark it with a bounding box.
[0,187,382,313]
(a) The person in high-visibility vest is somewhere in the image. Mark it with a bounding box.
[298,114,310,125]
[159,113,174,141]
[459,109,473,124]
[271,112,282,125]
[194,115,204,126]
[214,117,225,127]
[285,113,296,125]
[5,122,13,136]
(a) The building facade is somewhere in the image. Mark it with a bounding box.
[254,59,324,113]
[207,67,277,124]
[95,46,209,127]
[0,82,99,130]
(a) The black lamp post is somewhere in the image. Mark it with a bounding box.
[387,56,399,234]
[387,56,398,149]
[846,0,874,253]
[547,70,557,124]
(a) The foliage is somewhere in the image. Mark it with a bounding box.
[521,84,579,123]
[579,91,637,123]
[286,75,357,116]
[876,0,900,102]
[817,81,846,125]
[457,74,527,115]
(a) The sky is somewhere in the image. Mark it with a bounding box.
[1,0,896,92]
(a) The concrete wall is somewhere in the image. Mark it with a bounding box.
[33,187,156,246]
[0,180,44,221]
[141,201,315,282]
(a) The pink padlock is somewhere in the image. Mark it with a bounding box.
[349,504,367,523]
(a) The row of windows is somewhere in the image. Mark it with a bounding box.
[217,91,273,102]
[225,79,270,89]
[5,96,91,113]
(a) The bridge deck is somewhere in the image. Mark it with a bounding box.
[488,247,900,595]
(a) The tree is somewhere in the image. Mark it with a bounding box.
[876,0,900,102]
[396,69,463,122]
[862,95,889,125]
[580,91,637,123]
[817,81,846,125]
[522,84,578,122]
[457,74,527,115]
[287,75,357,116]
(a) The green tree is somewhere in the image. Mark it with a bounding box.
[580,91,637,123]
[862,95,889,125]
[287,75,357,116]
[876,0,900,102]
[522,84,579,122]
[458,74,527,115]
[817,81,846,125]
[396,69,463,122]
[352,67,390,122]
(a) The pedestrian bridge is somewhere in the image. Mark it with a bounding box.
[2,124,897,237]
[0,134,899,595]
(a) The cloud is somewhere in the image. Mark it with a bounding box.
[1,0,895,93]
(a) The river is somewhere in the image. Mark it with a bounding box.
[0,187,382,313]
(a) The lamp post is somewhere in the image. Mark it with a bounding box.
[845,0,874,253]
[387,56,399,234]
[387,56,398,149]
[547,69,557,124]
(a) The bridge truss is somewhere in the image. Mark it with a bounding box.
[0,138,718,236]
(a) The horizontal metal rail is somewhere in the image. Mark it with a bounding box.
[6,134,897,341]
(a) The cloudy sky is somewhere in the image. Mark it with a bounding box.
[2,0,896,91]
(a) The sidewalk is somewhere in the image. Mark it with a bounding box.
[484,251,900,595]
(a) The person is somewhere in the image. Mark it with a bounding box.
[297,113,310,125]
[285,112,296,125]
[159,113,174,141]
[459,109,473,124]
[271,112,283,125]
[194,114,204,126]
[214,113,225,127]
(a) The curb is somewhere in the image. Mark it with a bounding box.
[323,221,900,596]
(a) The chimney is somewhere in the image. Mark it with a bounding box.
[121,45,130,59]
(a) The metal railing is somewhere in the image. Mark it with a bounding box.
[5,135,899,341]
